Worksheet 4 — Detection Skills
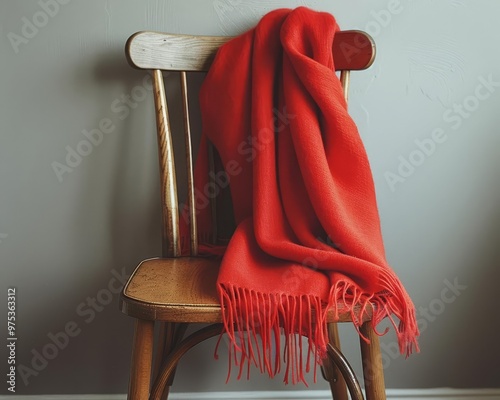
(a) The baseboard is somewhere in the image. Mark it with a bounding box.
[2,389,500,399]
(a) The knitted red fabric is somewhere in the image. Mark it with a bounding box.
[181,7,419,384]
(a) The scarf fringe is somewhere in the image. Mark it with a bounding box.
[329,273,419,357]
[216,283,327,385]
[217,274,419,385]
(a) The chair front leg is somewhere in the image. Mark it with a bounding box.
[128,319,155,400]
[326,343,364,400]
[154,322,189,400]
[153,322,171,400]
[359,322,386,400]
[323,323,348,400]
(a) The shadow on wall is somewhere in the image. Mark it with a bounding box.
[91,48,161,264]
[91,49,162,391]
[22,49,165,393]
[80,49,207,392]
[418,208,500,387]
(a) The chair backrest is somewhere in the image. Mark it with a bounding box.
[125,30,376,258]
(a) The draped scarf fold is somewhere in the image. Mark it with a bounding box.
[180,7,419,385]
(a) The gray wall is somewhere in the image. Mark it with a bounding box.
[1,0,500,395]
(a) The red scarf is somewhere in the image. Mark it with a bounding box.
[181,7,419,384]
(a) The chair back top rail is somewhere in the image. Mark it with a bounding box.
[126,30,375,257]
[126,30,375,72]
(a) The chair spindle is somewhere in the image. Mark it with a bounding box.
[152,69,181,257]
[180,71,198,256]
[340,70,351,103]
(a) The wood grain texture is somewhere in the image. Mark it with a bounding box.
[127,32,229,71]
[180,71,198,256]
[323,323,349,400]
[150,324,224,400]
[153,70,181,258]
[360,322,387,400]
[128,319,154,400]
[326,343,364,400]
[126,30,375,72]
[121,257,221,322]
[120,258,371,324]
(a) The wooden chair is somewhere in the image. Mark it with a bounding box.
[120,29,385,400]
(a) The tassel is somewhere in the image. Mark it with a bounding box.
[217,275,418,385]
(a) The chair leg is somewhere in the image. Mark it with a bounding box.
[150,324,223,400]
[153,323,173,400]
[359,322,386,400]
[323,323,348,400]
[156,323,189,400]
[326,343,364,400]
[153,323,168,379]
[128,319,155,400]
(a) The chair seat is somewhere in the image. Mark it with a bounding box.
[120,257,372,324]
[120,257,222,322]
